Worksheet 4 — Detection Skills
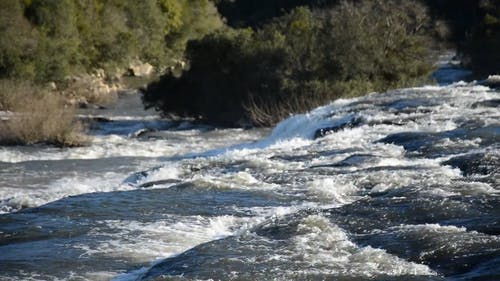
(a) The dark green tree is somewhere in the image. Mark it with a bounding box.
[460,0,500,75]
[142,1,435,126]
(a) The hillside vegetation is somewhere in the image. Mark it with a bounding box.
[0,0,222,146]
[0,0,222,83]
[0,0,498,145]
[143,0,435,126]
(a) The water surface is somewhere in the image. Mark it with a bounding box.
[0,80,499,280]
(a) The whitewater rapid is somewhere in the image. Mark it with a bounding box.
[0,80,499,280]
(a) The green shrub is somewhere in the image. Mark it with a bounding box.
[0,1,38,81]
[142,1,435,126]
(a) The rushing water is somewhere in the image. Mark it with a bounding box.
[0,67,499,280]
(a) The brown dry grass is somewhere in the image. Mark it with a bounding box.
[0,79,35,110]
[0,80,89,147]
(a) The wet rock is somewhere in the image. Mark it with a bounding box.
[377,131,433,152]
[378,126,500,157]
[138,179,183,188]
[471,99,500,108]
[314,116,364,139]
[130,128,156,138]
[310,154,375,168]
[253,214,303,240]
[394,107,434,115]
[270,153,319,162]
[122,167,161,186]
[480,75,500,88]
[442,152,499,176]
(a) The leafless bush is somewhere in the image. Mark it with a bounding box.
[0,80,89,147]
[245,87,333,126]
[0,79,37,110]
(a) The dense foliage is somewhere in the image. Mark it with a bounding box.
[0,0,222,83]
[214,0,343,28]
[216,0,500,75]
[419,0,486,43]
[418,0,499,74]
[460,0,499,76]
[143,0,435,126]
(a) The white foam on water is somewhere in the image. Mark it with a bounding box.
[108,204,303,281]
[364,163,463,195]
[0,135,188,162]
[1,82,499,280]
[190,171,279,191]
[0,127,265,163]
[290,215,436,277]
[187,82,498,168]
[129,163,184,187]
[0,172,131,214]
[267,105,355,141]
[77,114,161,121]
[0,136,176,162]
[307,177,361,205]
[100,82,498,279]
[0,126,266,214]
[81,216,242,262]
[450,181,498,195]
[80,215,249,281]
[435,137,483,150]
[389,223,469,234]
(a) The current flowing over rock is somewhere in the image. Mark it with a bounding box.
[0,79,499,280]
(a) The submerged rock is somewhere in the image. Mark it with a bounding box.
[138,179,183,188]
[130,128,156,138]
[442,152,499,177]
[471,99,500,108]
[313,116,364,139]
[481,75,500,88]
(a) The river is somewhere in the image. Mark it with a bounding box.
[0,60,499,280]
